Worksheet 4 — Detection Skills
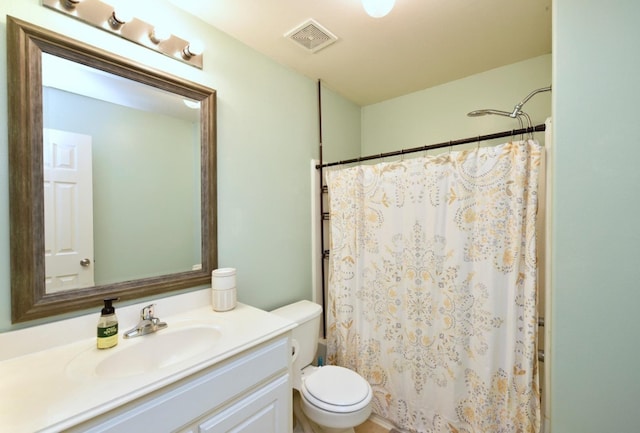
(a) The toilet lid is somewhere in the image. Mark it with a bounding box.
[301,366,372,413]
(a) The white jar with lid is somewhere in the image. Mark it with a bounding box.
[211,268,237,311]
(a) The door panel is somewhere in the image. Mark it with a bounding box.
[43,128,94,292]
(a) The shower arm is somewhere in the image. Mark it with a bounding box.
[466,85,550,137]
[508,85,552,118]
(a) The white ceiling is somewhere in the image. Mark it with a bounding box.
[166,0,552,106]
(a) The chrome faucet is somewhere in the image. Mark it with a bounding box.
[123,304,168,339]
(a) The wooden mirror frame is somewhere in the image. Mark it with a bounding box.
[7,16,217,323]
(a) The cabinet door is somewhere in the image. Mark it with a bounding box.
[198,375,290,433]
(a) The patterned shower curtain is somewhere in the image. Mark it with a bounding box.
[325,140,541,433]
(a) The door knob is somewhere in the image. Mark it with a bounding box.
[80,258,91,267]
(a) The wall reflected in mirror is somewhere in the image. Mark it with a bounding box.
[41,53,202,294]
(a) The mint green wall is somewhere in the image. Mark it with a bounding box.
[551,1,640,432]
[320,83,361,163]
[361,54,551,156]
[0,0,355,330]
[44,88,201,285]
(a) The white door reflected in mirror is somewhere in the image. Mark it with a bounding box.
[43,128,95,293]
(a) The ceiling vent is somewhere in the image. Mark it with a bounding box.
[285,19,338,53]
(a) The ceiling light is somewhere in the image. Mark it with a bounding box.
[362,0,396,18]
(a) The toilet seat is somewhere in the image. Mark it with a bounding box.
[301,365,372,413]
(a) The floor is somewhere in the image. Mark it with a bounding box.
[354,420,393,433]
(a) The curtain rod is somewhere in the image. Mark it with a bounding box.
[316,123,546,169]
[317,79,328,339]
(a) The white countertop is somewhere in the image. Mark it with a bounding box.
[0,290,295,433]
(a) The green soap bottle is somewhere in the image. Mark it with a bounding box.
[97,298,119,349]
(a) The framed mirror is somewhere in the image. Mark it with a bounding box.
[7,16,217,323]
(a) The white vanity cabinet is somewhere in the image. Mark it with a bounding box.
[67,335,292,433]
[181,375,290,433]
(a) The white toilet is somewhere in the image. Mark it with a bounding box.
[271,300,373,433]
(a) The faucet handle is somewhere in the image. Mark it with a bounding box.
[141,304,156,320]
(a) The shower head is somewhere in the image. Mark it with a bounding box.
[467,109,513,117]
[467,108,529,131]
[467,110,488,117]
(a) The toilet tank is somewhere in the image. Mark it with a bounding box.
[271,300,322,371]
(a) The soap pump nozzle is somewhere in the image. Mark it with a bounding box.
[101,297,118,315]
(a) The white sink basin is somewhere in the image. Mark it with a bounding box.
[66,322,222,379]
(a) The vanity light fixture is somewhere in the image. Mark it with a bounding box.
[62,0,82,10]
[182,40,204,59]
[362,0,396,18]
[43,0,203,69]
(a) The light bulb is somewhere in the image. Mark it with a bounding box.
[183,40,204,58]
[149,27,171,44]
[108,7,134,29]
[183,99,200,109]
[114,9,133,23]
[362,0,396,18]
[62,0,82,10]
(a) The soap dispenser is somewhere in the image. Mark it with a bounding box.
[97,298,119,349]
